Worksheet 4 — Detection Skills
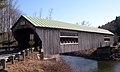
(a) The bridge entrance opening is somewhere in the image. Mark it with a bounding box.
[14,28,42,50]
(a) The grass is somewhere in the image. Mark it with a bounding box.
[6,52,76,72]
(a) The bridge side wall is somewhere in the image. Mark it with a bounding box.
[60,30,113,53]
[36,28,113,58]
[36,28,60,58]
[78,32,113,50]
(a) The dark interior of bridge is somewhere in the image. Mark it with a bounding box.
[14,28,42,50]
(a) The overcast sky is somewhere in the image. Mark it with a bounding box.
[18,0,120,27]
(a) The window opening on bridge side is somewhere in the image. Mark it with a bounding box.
[104,36,110,42]
[60,32,78,45]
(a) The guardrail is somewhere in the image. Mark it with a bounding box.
[0,47,37,70]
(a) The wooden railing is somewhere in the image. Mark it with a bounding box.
[0,47,36,70]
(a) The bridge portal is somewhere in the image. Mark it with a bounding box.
[13,28,42,50]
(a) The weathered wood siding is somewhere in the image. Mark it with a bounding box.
[61,44,79,53]
[59,30,79,53]
[12,17,36,33]
[12,17,114,58]
[36,28,60,58]
[78,32,113,50]
[59,30,113,53]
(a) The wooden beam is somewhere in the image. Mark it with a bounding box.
[1,58,7,70]
[17,52,21,61]
[11,55,15,64]
[22,50,25,61]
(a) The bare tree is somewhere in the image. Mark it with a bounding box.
[0,0,6,8]
[48,8,53,19]
[39,8,42,18]
[33,8,53,19]
[81,20,91,26]
[76,20,91,26]
[0,0,21,47]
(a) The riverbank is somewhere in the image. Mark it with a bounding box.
[5,51,120,72]
[5,52,75,72]
[61,47,118,61]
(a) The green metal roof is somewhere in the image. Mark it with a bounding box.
[23,15,113,35]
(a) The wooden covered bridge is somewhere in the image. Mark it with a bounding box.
[11,15,114,58]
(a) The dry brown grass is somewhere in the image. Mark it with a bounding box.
[6,52,75,72]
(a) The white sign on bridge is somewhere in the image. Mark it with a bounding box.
[30,34,34,40]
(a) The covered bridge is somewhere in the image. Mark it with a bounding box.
[11,15,114,58]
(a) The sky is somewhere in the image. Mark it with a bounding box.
[18,0,120,27]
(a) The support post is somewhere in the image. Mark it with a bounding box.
[22,50,25,61]
[40,48,44,60]
[11,55,15,64]
[26,49,29,56]
[18,52,21,61]
[31,47,34,53]
[29,48,32,53]
[1,59,7,70]
[37,54,40,59]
